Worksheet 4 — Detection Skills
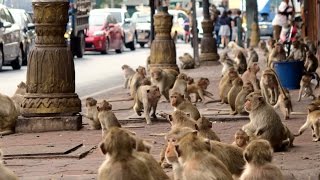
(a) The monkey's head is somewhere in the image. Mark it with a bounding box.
[15,81,27,95]
[306,50,315,59]
[235,129,249,148]
[177,73,188,81]
[244,92,265,112]
[292,40,300,48]
[147,86,161,101]
[121,64,129,70]
[248,62,260,73]
[228,68,239,82]
[243,82,254,92]
[197,77,210,90]
[258,40,266,49]
[243,139,273,165]
[136,66,147,77]
[17,81,27,89]
[267,38,276,49]
[97,100,112,111]
[99,127,136,155]
[307,103,320,113]
[301,75,312,85]
[170,92,184,107]
[165,127,195,142]
[187,76,194,85]
[85,97,97,107]
[168,110,189,125]
[232,77,243,86]
[140,77,151,86]
[150,67,163,81]
[165,139,179,164]
[275,42,284,53]
[196,117,212,130]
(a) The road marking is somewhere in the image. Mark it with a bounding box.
[80,85,123,100]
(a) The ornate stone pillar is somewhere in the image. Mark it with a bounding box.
[149,5,179,72]
[200,0,219,65]
[16,0,82,133]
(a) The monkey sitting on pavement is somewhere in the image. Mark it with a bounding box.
[121,64,136,89]
[196,117,220,141]
[268,42,286,68]
[219,67,239,104]
[187,77,214,103]
[273,88,293,120]
[241,62,260,91]
[169,73,190,101]
[247,46,259,65]
[219,52,234,76]
[129,66,147,97]
[11,81,27,114]
[85,97,101,130]
[287,40,306,61]
[179,53,195,69]
[133,85,161,125]
[0,92,19,136]
[228,77,243,115]
[234,82,254,115]
[234,50,247,75]
[170,92,200,121]
[232,129,249,149]
[304,51,319,73]
[97,100,121,138]
[298,74,317,102]
[239,139,284,180]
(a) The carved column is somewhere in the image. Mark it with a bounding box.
[149,5,179,72]
[16,0,82,133]
[199,0,219,65]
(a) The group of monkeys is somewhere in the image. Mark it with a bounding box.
[1,37,320,179]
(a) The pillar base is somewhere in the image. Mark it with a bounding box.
[149,63,180,73]
[15,115,82,133]
[199,53,220,66]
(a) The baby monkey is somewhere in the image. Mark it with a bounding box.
[232,129,249,149]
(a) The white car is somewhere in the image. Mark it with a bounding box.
[131,11,151,48]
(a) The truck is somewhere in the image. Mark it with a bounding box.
[3,0,93,58]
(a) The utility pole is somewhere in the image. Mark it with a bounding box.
[191,0,199,66]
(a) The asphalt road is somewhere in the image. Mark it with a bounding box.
[0,47,148,98]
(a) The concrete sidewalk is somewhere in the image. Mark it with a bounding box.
[1,45,320,180]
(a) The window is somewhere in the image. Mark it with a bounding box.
[4,8,15,23]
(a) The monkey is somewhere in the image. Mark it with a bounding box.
[228,77,244,115]
[97,100,121,138]
[247,47,259,66]
[266,37,276,53]
[274,88,293,120]
[165,139,183,180]
[174,131,234,180]
[134,151,170,180]
[241,62,260,91]
[167,110,198,129]
[150,67,178,102]
[0,93,19,136]
[0,149,18,180]
[219,52,235,76]
[186,76,194,85]
[196,117,220,141]
[235,82,254,115]
[85,97,101,130]
[219,68,239,104]
[295,103,320,142]
[170,92,200,120]
[187,77,214,103]
[287,40,306,61]
[258,40,269,56]
[234,50,247,75]
[239,139,284,180]
[121,64,135,89]
[179,53,195,69]
[133,85,161,125]
[304,51,319,73]
[170,73,190,100]
[232,129,249,149]
[284,125,295,147]
[98,127,154,180]
[303,37,317,55]
[297,74,316,102]
[268,42,286,68]
[11,81,27,114]
[242,92,291,151]
[260,68,285,105]
[228,41,248,57]
[129,66,147,97]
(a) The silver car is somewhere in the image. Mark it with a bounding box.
[131,11,151,48]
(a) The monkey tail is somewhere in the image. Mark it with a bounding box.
[268,68,288,100]
[311,72,320,89]
[295,118,311,137]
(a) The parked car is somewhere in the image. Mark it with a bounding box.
[85,9,124,54]
[0,4,23,71]
[8,8,35,65]
[131,11,150,48]
[258,13,273,37]
[168,9,188,40]
[105,8,136,50]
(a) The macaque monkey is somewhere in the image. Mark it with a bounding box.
[304,51,319,73]
[133,85,161,125]
[165,139,183,180]
[98,127,154,180]
[219,52,234,76]
[235,82,254,115]
[0,149,18,180]
[150,67,178,102]
[196,117,220,141]
[298,74,316,102]
[260,68,284,105]
[228,41,248,57]
[85,97,101,130]
[170,73,190,100]
[232,129,249,149]
[284,125,295,147]
[130,66,147,97]
[247,47,259,65]
[304,37,317,55]
[241,62,260,91]
[179,53,195,69]
[121,64,135,89]
[0,93,19,135]
[186,76,194,85]
[240,139,284,180]
[258,40,269,56]
[274,89,293,120]
[170,92,200,120]
[228,77,243,115]
[295,103,320,142]
[234,50,247,75]
[267,37,276,52]
[97,100,121,137]
[268,42,286,68]
[175,131,234,180]
[11,81,27,114]
[242,92,291,151]
[219,68,239,104]
[287,40,306,61]
[167,110,198,129]
[187,77,214,103]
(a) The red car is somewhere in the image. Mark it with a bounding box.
[85,9,124,54]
